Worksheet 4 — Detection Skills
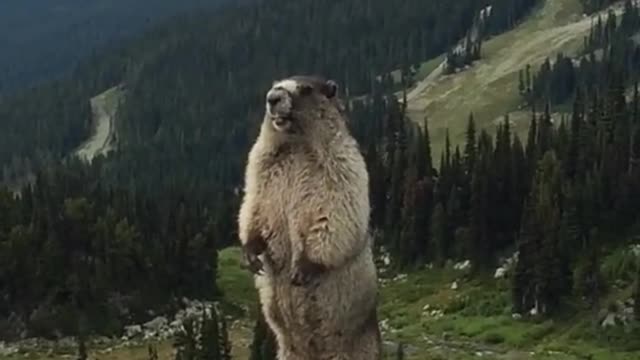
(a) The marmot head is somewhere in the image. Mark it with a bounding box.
[264,75,345,135]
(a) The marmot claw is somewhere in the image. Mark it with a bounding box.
[291,256,325,286]
[242,251,264,275]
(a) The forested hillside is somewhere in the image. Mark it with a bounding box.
[0,0,232,95]
[0,0,544,341]
[0,0,514,204]
[0,159,221,339]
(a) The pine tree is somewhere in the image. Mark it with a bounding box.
[634,264,640,321]
[199,306,220,360]
[219,308,232,360]
[513,199,536,314]
[538,102,553,156]
[530,151,569,314]
[76,330,88,360]
[567,89,584,180]
[148,345,159,360]
[174,318,199,360]
[422,116,434,177]
[430,203,448,265]
[525,107,539,184]
[464,113,477,175]
[525,64,532,94]
[469,154,490,270]
[396,342,405,360]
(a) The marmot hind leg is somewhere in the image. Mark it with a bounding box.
[348,331,382,360]
[277,346,307,360]
[344,311,382,360]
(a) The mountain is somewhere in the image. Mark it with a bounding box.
[0,0,231,94]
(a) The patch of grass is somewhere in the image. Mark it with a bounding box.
[217,247,258,317]
[379,254,640,359]
[415,55,445,81]
[601,246,639,284]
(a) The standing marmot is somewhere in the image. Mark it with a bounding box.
[238,75,381,360]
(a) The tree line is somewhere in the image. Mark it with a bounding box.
[581,0,620,14]
[349,73,640,317]
[0,158,221,339]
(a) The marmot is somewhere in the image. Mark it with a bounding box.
[238,75,381,360]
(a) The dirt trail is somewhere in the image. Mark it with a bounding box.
[75,85,124,162]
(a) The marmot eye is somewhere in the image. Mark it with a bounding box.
[299,85,313,96]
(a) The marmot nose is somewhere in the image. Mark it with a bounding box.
[267,92,282,107]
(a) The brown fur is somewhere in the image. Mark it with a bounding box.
[238,75,381,359]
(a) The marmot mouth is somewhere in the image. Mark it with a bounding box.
[271,116,292,131]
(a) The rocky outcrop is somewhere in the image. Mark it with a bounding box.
[1,298,219,356]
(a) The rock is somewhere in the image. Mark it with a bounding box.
[511,313,522,320]
[601,313,617,328]
[630,244,640,258]
[57,337,76,349]
[451,281,459,290]
[124,325,142,339]
[0,342,19,356]
[392,273,408,282]
[494,267,507,279]
[143,316,168,332]
[427,309,444,319]
[453,260,471,271]
[529,306,538,316]
[379,319,390,332]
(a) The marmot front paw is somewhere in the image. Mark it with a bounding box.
[291,256,326,286]
[242,233,268,275]
[242,250,264,275]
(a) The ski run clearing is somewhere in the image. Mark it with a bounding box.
[404,0,626,160]
[74,85,125,162]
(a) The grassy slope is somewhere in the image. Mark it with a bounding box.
[405,0,595,161]
[380,267,640,360]
[3,247,640,360]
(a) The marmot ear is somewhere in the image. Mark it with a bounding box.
[324,80,338,99]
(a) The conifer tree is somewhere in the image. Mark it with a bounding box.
[219,309,232,360]
[430,203,448,265]
[199,307,220,360]
[635,265,640,321]
[464,113,477,176]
